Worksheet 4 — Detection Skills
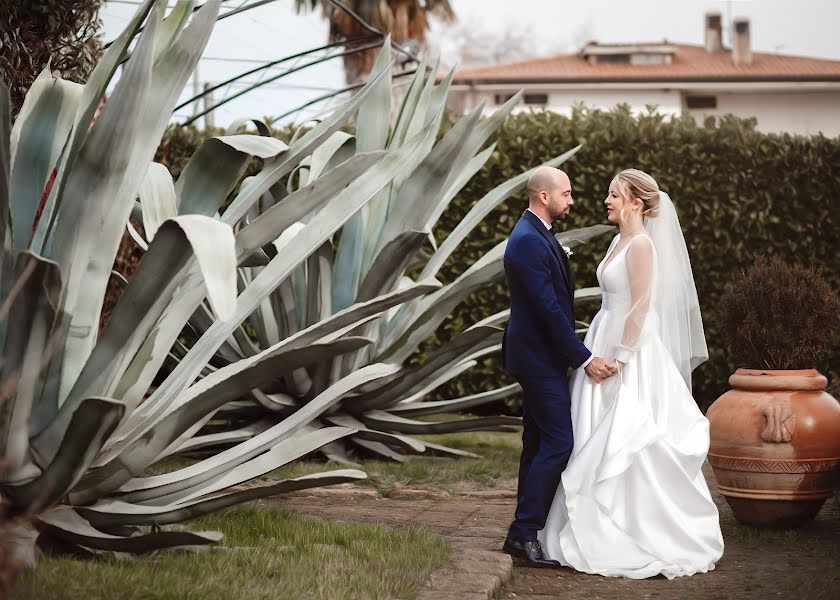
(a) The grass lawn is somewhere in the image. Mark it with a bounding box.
[14,506,450,600]
[271,429,522,495]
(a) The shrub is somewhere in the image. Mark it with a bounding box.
[714,256,840,370]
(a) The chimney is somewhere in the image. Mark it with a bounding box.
[705,12,723,53]
[732,17,752,65]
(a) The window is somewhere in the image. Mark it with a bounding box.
[523,93,548,105]
[495,93,516,105]
[686,95,718,109]
[596,54,631,64]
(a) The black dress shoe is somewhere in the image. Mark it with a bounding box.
[502,538,526,559]
[520,540,561,568]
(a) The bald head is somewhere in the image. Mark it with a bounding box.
[526,166,574,221]
[527,166,569,199]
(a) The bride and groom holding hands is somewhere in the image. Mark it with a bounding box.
[501,166,725,579]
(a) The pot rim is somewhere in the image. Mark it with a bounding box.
[729,368,828,391]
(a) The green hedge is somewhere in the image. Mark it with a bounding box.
[154,106,840,412]
[428,106,840,410]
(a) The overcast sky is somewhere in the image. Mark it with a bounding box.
[101,0,840,127]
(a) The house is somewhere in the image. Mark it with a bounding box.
[445,14,840,136]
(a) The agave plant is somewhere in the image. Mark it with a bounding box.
[172,41,613,464]
[0,0,449,565]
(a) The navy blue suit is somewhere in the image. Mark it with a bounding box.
[502,210,591,543]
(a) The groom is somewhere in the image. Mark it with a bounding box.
[501,166,616,567]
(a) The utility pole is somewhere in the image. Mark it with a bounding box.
[192,63,201,119]
[203,82,215,129]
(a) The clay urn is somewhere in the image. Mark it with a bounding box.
[706,368,840,528]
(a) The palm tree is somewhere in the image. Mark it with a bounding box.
[295,0,455,83]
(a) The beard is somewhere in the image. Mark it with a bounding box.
[549,204,568,220]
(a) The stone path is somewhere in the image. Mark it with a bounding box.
[262,465,840,600]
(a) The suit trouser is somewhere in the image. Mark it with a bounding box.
[507,375,574,543]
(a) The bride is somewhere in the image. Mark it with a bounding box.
[537,169,724,579]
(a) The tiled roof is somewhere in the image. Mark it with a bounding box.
[451,45,840,83]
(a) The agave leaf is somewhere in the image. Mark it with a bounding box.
[391,383,521,417]
[176,135,288,217]
[8,64,52,175]
[356,38,391,153]
[379,240,507,363]
[164,420,274,457]
[220,58,393,227]
[401,60,441,148]
[339,230,428,374]
[135,426,358,507]
[420,146,583,280]
[352,326,502,412]
[424,142,496,234]
[306,131,354,183]
[417,440,481,459]
[73,338,373,502]
[156,0,197,62]
[328,41,391,310]
[378,104,481,251]
[0,82,10,247]
[575,286,603,303]
[37,505,222,552]
[330,206,367,312]
[50,1,220,407]
[0,252,63,482]
[556,224,616,247]
[8,73,83,250]
[29,0,157,252]
[387,52,429,148]
[324,413,425,453]
[137,162,177,240]
[33,216,237,464]
[234,152,385,259]
[3,397,124,510]
[352,438,407,462]
[78,470,366,527]
[357,230,427,304]
[360,411,520,434]
[390,360,477,406]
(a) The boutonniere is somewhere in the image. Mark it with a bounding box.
[562,245,573,258]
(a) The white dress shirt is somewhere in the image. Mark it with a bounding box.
[526,208,594,369]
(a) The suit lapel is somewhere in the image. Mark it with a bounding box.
[522,211,573,298]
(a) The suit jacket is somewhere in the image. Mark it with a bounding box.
[502,211,591,377]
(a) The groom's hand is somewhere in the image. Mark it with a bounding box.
[584,357,618,384]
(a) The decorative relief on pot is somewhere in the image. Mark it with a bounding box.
[708,456,840,474]
[760,398,794,443]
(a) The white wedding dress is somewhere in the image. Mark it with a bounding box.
[538,231,724,579]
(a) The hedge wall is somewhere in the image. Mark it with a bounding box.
[153,106,840,412]
[428,106,840,411]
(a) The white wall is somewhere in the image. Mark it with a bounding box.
[686,91,840,136]
[449,86,840,136]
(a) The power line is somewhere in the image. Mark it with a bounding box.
[181,38,384,126]
[175,35,378,111]
[274,67,418,123]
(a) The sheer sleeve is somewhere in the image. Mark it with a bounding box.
[615,235,655,365]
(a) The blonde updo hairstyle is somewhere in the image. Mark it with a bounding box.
[614,168,660,218]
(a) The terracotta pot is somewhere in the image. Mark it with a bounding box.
[706,368,840,528]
